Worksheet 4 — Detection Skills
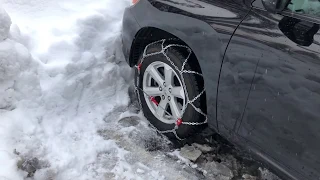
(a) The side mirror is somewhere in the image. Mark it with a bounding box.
[262,0,290,13]
[278,16,319,46]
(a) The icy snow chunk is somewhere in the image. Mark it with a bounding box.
[17,157,40,177]
[242,174,257,180]
[204,161,233,180]
[0,7,11,41]
[180,145,202,162]
[192,143,214,153]
[259,168,281,180]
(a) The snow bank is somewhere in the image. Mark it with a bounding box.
[0,1,201,179]
[0,1,133,178]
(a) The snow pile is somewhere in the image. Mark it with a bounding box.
[0,1,132,179]
[0,7,40,110]
[0,1,202,179]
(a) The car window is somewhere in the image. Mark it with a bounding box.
[287,0,320,18]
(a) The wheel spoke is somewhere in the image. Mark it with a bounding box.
[144,86,162,96]
[171,86,184,99]
[156,99,168,117]
[149,66,164,86]
[164,64,174,86]
[169,98,181,118]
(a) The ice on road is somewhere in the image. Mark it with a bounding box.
[0,0,202,179]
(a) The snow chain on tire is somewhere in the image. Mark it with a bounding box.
[134,39,208,140]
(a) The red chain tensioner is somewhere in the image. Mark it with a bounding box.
[176,118,183,126]
[137,63,142,71]
[149,96,159,106]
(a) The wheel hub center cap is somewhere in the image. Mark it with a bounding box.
[163,87,171,96]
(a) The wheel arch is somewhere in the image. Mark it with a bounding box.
[129,28,202,82]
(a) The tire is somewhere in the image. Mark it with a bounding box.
[135,41,207,140]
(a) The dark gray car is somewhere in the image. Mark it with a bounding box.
[122,0,320,179]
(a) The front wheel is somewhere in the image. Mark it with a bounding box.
[135,40,207,140]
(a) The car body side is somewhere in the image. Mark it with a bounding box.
[122,0,320,180]
[231,1,320,180]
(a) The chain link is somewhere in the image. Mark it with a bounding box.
[135,39,208,140]
[181,70,203,77]
[189,89,206,104]
[182,120,207,126]
[147,121,184,141]
[181,49,192,71]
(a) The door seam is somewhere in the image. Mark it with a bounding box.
[215,6,253,133]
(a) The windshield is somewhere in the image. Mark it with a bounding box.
[287,0,320,17]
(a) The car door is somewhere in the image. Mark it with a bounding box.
[224,0,320,179]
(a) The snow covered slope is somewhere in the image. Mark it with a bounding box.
[0,0,203,179]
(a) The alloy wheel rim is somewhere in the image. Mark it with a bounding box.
[143,61,186,124]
